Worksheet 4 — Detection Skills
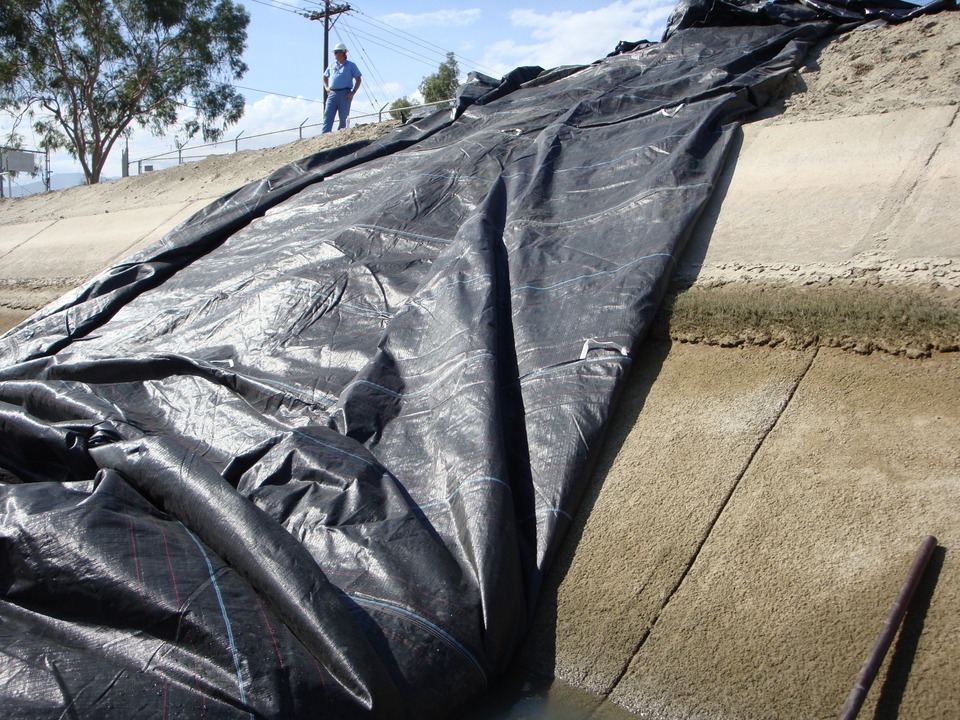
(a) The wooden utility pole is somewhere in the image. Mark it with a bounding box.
[305,1,352,102]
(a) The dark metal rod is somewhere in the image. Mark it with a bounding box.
[838,534,938,720]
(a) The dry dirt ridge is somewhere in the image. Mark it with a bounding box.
[1,14,958,356]
[0,121,399,226]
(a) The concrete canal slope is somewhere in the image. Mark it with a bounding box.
[520,13,960,720]
[1,12,958,720]
[521,342,958,719]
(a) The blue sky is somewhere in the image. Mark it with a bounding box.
[4,0,676,179]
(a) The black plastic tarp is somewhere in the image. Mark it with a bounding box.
[0,0,950,716]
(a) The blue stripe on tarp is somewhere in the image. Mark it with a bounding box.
[183,525,253,719]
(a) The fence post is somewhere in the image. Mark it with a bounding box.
[299,118,309,139]
[235,130,244,152]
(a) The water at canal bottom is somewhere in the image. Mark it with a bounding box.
[462,668,639,720]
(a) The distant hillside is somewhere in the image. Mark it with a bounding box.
[2,171,95,198]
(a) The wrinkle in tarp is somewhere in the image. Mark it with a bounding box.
[0,0,950,716]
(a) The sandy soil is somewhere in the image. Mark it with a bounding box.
[774,14,960,122]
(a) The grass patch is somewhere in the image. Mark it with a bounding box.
[653,284,960,357]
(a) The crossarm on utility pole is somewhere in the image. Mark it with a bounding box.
[303,1,352,103]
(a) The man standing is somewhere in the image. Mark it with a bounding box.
[322,43,362,133]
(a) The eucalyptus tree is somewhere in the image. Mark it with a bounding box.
[0,0,250,183]
[419,52,459,104]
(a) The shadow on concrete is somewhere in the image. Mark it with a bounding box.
[516,338,674,683]
[463,340,675,719]
[873,544,947,720]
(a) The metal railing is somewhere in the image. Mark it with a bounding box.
[127,99,452,176]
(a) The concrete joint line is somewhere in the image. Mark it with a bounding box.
[0,221,57,262]
[105,201,199,267]
[602,346,821,701]
[861,106,958,249]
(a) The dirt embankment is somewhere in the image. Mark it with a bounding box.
[776,14,960,122]
[0,121,400,226]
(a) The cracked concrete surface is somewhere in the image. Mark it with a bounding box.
[521,343,959,718]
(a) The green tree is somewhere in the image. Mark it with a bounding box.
[388,95,412,122]
[0,0,250,184]
[418,52,459,104]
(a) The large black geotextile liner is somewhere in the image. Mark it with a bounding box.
[0,0,950,716]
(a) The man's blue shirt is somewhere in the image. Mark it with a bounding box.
[324,60,361,90]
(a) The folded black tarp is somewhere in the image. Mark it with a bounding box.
[0,0,950,716]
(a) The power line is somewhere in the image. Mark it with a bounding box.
[235,85,325,104]
[285,1,499,78]
[335,21,387,107]
[334,23,448,71]
[245,0,304,16]
[244,0,499,103]
[349,8,453,56]
[302,0,352,103]
[347,7,498,77]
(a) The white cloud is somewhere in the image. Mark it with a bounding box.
[481,0,674,74]
[379,9,481,28]
[242,93,325,134]
[376,81,405,100]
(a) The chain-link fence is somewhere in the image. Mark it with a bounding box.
[127,100,451,176]
[0,146,50,199]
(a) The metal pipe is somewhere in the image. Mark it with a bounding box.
[838,534,938,720]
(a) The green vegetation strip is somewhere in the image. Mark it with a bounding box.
[653,284,960,357]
